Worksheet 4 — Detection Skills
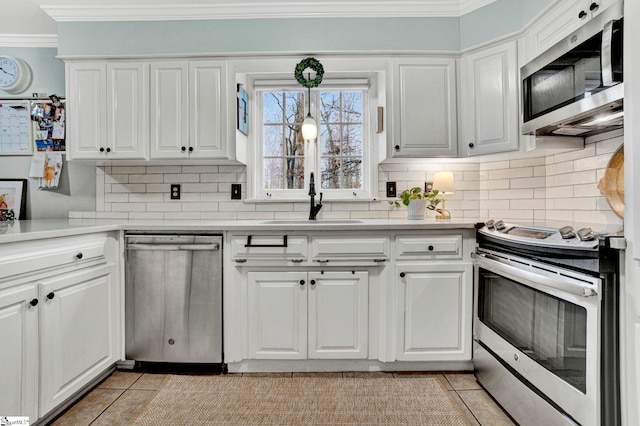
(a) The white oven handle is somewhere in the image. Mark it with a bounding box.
[472,251,600,298]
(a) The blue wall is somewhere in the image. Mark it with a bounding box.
[0,47,64,97]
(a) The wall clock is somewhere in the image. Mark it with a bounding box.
[0,56,32,94]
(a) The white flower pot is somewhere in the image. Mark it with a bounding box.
[407,199,427,220]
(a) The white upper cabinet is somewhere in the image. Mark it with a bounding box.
[390,58,458,158]
[150,60,228,159]
[67,62,148,160]
[523,0,619,64]
[460,40,519,156]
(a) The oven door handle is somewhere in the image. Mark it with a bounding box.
[472,252,599,298]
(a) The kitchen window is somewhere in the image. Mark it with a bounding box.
[252,79,374,201]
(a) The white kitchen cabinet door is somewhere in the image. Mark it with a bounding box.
[189,61,228,159]
[391,58,458,158]
[308,271,368,359]
[0,284,38,421]
[396,263,472,361]
[248,271,308,359]
[149,61,190,159]
[66,62,107,159]
[39,264,116,414]
[106,62,148,159]
[460,40,518,157]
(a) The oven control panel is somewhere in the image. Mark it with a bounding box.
[480,221,599,250]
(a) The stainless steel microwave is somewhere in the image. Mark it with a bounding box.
[521,3,623,137]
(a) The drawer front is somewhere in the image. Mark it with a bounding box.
[396,235,462,259]
[311,237,390,260]
[0,234,107,280]
[231,235,307,259]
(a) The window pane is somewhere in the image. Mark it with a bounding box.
[264,92,284,124]
[342,158,362,189]
[321,91,342,123]
[264,124,283,156]
[342,125,362,156]
[264,158,283,189]
[321,158,341,190]
[285,157,304,189]
[320,124,340,156]
[284,124,304,156]
[285,92,305,124]
[342,91,362,123]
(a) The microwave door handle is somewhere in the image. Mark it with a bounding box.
[601,20,616,86]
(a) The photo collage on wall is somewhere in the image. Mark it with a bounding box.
[31,95,65,152]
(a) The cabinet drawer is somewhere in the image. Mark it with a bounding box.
[231,235,307,260]
[0,234,107,280]
[396,235,462,259]
[311,237,390,260]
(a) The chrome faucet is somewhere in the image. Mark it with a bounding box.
[308,172,323,220]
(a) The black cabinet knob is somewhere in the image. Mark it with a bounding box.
[75,252,83,260]
[578,10,587,19]
[30,298,39,307]
[188,146,194,152]
[106,147,111,153]
[46,292,55,300]
[394,145,400,151]
[399,272,406,278]
[310,280,316,285]
[299,280,305,286]
[428,245,434,251]
[589,2,599,11]
[181,146,187,152]
[99,147,105,152]
[468,142,475,148]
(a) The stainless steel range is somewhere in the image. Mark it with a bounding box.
[473,220,624,426]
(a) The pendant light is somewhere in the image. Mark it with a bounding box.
[301,74,318,141]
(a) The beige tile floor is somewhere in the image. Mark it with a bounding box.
[48,370,516,425]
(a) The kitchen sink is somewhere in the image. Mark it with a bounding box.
[260,219,364,224]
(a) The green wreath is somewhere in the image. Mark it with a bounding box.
[294,57,324,88]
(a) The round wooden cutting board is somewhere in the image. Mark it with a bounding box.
[598,145,624,218]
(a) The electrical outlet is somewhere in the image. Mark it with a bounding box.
[425,181,433,193]
[231,183,242,200]
[170,184,181,200]
[386,181,397,198]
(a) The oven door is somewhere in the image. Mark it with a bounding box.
[473,251,601,426]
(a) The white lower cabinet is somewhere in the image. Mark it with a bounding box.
[396,263,473,361]
[40,264,117,414]
[0,284,39,421]
[248,270,369,360]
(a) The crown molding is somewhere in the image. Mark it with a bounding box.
[0,34,58,48]
[41,0,495,22]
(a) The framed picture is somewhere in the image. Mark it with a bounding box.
[237,84,249,136]
[0,179,27,219]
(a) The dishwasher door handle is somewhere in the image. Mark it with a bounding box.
[127,243,220,251]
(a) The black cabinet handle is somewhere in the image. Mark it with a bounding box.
[106,147,111,153]
[468,142,475,148]
[181,146,187,152]
[99,147,105,152]
[394,145,400,151]
[46,292,55,300]
[310,280,316,285]
[589,2,599,11]
[30,298,39,307]
[300,280,305,286]
[428,245,434,251]
[399,272,406,278]
[188,146,194,152]
[75,252,83,260]
[244,235,288,248]
[578,10,587,19]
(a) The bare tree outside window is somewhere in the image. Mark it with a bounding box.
[319,91,364,190]
[263,91,305,190]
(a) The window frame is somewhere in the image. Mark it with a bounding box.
[251,77,377,201]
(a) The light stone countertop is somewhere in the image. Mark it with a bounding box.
[0,218,485,244]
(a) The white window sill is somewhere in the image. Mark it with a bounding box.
[243,198,382,204]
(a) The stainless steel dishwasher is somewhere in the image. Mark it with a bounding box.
[125,233,222,365]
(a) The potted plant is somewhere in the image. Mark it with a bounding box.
[390,187,441,219]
